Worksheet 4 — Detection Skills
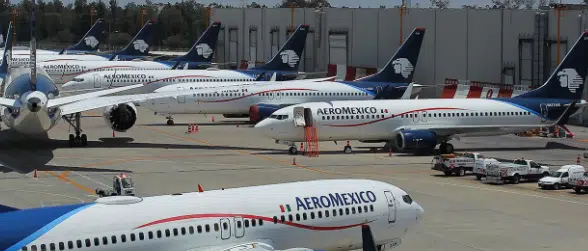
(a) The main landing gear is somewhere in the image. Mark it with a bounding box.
[63,113,88,147]
[166,115,174,125]
[439,142,454,154]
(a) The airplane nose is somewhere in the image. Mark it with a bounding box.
[62,81,75,90]
[27,97,42,113]
[253,119,274,137]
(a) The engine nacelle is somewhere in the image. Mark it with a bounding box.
[103,102,138,132]
[223,114,249,118]
[249,104,282,123]
[395,130,437,151]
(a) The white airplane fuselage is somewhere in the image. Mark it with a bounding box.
[2,179,423,251]
[37,60,174,84]
[62,69,258,94]
[255,99,554,142]
[140,80,381,116]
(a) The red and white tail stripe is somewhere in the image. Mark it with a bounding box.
[327,64,378,81]
[440,79,532,99]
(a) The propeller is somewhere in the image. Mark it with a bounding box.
[362,225,378,251]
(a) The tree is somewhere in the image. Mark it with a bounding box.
[248,2,266,8]
[430,0,450,9]
[276,0,331,8]
[462,4,479,9]
[490,0,535,9]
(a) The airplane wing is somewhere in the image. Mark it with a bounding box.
[47,84,145,108]
[0,97,21,108]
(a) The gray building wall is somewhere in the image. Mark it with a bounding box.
[210,8,588,104]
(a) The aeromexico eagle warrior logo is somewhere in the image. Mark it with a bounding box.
[84,36,99,48]
[279,49,300,68]
[558,68,584,93]
[133,39,149,53]
[392,58,414,79]
[195,43,214,58]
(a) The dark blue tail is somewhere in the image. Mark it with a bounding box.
[0,22,13,77]
[0,25,5,48]
[358,28,425,83]
[516,31,588,100]
[172,22,221,63]
[59,18,106,54]
[112,20,154,58]
[251,24,309,72]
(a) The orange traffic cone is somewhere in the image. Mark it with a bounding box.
[112,131,115,137]
[212,116,215,122]
[389,147,392,157]
[292,157,296,165]
[197,184,204,192]
[33,169,38,179]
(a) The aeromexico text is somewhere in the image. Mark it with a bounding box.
[104,74,148,79]
[296,191,377,210]
[316,107,378,116]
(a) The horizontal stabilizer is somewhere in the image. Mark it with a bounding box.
[0,204,19,213]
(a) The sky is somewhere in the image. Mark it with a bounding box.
[112,0,583,8]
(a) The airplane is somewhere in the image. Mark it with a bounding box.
[59,24,311,90]
[0,179,424,251]
[254,30,588,155]
[136,28,426,125]
[0,19,106,55]
[8,19,155,67]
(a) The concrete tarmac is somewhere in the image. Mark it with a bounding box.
[1,107,588,251]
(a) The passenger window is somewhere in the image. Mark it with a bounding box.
[121,234,127,242]
[339,208,344,215]
[223,222,228,230]
[139,232,145,240]
[352,207,356,214]
[358,206,362,213]
[59,242,64,250]
[197,226,203,233]
[205,225,210,232]
[181,227,186,235]
[288,215,293,222]
[370,205,374,211]
[214,224,219,232]
[310,212,315,219]
[149,231,154,239]
[68,242,73,249]
[303,213,308,220]
[94,237,100,246]
[296,214,301,221]
[273,216,278,223]
[259,219,263,226]
[85,239,91,247]
[50,243,56,251]
[31,246,37,251]
[251,220,256,227]
[41,244,47,251]
[102,237,108,245]
[173,228,179,236]
[165,229,171,237]
[188,226,194,234]
[77,240,82,248]
[325,210,330,217]
[157,230,162,238]
[318,211,322,218]
[237,221,243,228]
[333,209,337,216]
[244,220,250,227]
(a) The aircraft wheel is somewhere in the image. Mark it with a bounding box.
[440,143,454,154]
[288,147,298,155]
[81,134,88,146]
[456,167,465,176]
[167,119,174,126]
[68,134,75,147]
[343,146,352,154]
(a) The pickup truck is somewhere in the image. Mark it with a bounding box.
[485,159,550,184]
[571,172,588,193]
[431,152,485,176]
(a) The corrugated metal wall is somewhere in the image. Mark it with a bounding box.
[210,8,588,99]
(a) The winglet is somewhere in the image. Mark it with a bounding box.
[0,22,14,76]
[400,82,415,99]
[361,225,378,251]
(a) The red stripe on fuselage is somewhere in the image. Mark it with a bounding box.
[135,213,375,231]
[197,88,317,103]
[326,107,467,127]
[144,75,215,85]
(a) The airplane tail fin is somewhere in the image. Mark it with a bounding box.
[357,28,425,83]
[30,0,37,90]
[60,18,106,54]
[0,25,5,48]
[113,19,155,57]
[0,22,14,77]
[251,24,309,72]
[516,31,588,100]
[173,22,221,63]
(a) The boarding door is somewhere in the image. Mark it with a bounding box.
[177,87,185,103]
[220,218,231,240]
[540,103,548,122]
[94,74,101,88]
[234,216,245,238]
[383,191,397,223]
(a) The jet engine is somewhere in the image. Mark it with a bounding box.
[395,130,437,152]
[103,102,138,132]
[249,104,282,123]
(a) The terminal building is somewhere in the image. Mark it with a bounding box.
[210,6,588,125]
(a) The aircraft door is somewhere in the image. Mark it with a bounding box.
[94,74,101,88]
[383,191,397,223]
[540,103,548,122]
[234,216,244,238]
[177,87,185,103]
[303,108,314,127]
[220,218,231,240]
[293,106,306,127]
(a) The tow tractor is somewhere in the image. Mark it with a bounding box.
[95,174,135,197]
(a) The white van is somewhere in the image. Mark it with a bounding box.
[538,165,586,190]
[473,158,500,180]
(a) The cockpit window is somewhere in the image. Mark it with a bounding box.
[402,195,413,204]
[72,77,84,82]
[269,115,278,119]
[269,115,289,120]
